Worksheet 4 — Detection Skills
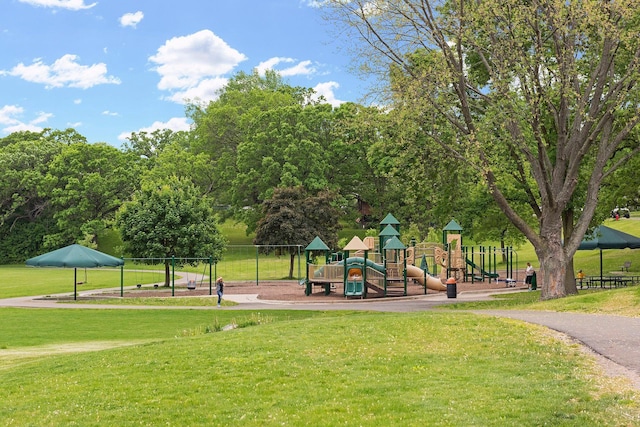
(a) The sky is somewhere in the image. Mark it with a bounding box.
[0,0,370,147]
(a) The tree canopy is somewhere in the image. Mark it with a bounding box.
[253,186,341,278]
[116,177,225,286]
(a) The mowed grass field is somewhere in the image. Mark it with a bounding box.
[1,217,640,425]
[1,307,639,426]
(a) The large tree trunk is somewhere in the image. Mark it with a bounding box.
[538,245,569,300]
[534,215,566,300]
[562,209,578,295]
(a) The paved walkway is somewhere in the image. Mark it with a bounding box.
[2,288,640,388]
[475,310,640,389]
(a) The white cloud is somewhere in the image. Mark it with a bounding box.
[303,0,327,7]
[102,110,119,116]
[18,0,97,10]
[280,60,315,77]
[0,105,24,126]
[256,57,316,77]
[67,121,82,128]
[313,81,344,107]
[73,98,82,104]
[165,77,228,105]
[4,122,43,133]
[3,54,121,89]
[31,112,53,124]
[256,57,294,75]
[118,117,192,141]
[149,29,246,100]
[120,11,143,28]
[0,105,52,134]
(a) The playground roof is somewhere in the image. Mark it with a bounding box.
[380,213,400,225]
[343,236,369,251]
[305,236,330,251]
[443,219,463,231]
[383,236,406,250]
[379,224,400,237]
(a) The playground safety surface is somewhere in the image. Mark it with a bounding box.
[108,277,527,301]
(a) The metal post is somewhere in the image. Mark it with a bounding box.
[209,256,213,296]
[171,256,175,297]
[120,258,124,297]
[297,245,301,282]
[255,246,259,286]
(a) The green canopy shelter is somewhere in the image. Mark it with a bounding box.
[578,225,640,280]
[25,244,124,300]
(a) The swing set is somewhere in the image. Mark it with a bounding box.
[120,256,214,297]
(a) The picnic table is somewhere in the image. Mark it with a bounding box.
[583,275,637,289]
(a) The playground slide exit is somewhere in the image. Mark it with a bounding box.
[338,257,447,291]
[406,265,447,291]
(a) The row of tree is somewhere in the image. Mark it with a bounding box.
[0,71,508,266]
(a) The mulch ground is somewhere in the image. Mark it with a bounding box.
[101,276,527,302]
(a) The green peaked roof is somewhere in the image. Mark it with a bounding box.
[305,236,330,251]
[380,213,400,225]
[383,236,406,250]
[25,244,124,268]
[379,224,400,236]
[443,219,463,231]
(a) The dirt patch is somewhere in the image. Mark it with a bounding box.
[0,341,152,368]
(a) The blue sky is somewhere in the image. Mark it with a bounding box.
[1,0,369,146]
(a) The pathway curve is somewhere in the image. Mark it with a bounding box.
[474,310,640,389]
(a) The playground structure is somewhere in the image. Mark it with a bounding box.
[304,215,519,298]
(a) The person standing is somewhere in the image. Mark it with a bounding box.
[576,269,586,288]
[216,277,224,307]
[525,263,535,289]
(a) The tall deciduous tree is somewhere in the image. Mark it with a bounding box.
[324,0,640,299]
[187,70,313,208]
[117,177,225,286]
[253,187,341,278]
[45,142,141,248]
[0,130,66,260]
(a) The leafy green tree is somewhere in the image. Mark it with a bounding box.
[122,129,182,165]
[187,70,313,208]
[253,187,341,278]
[45,142,141,248]
[0,130,68,261]
[234,102,338,229]
[324,0,640,299]
[116,177,225,286]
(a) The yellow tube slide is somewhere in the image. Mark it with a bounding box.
[406,265,447,291]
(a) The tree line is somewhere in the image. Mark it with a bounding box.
[0,71,473,265]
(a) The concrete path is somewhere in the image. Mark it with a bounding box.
[474,310,640,388]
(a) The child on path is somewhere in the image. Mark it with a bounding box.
[216,277,224,307]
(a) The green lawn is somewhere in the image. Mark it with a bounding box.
[446,285,640,317]
[1,308,638,426]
